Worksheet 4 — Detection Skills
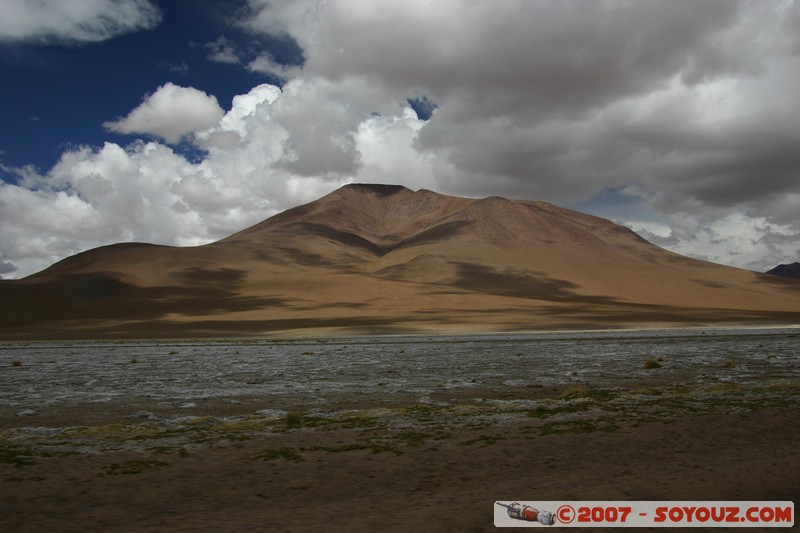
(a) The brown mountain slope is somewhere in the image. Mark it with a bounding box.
[2,183,800,339]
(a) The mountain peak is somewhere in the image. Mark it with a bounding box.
[766,262,800,279]
[340,183,411,196]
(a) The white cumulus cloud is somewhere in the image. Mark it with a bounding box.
[205,36,240,65]
[0,81,430,277]
[104,83,226,144]
[0,0,161,43]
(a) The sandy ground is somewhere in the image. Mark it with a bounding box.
[2,376,798,532]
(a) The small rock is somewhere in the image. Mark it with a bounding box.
[16,409,37,417]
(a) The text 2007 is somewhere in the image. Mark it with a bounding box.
[578,506,633,523]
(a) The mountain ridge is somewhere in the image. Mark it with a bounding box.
[3,184,800,339]
[766,262,800,279]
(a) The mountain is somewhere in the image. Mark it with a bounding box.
[766,262,800,279]
[2,183,800,339]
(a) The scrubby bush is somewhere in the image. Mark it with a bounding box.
[644,358,662,369]
[559,385,589,399]
[284,411,303,429]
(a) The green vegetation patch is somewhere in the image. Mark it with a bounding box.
[63,424,131,438]
[149,445,190,457]
[284,411,304,429]
[403,404,442,421]
[0,446,36,467]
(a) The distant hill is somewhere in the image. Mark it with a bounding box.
[766,262,800,279]
[2,183,800,339]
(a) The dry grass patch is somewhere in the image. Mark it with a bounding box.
[644,357,663,369]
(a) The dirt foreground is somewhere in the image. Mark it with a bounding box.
[2,377,798,532]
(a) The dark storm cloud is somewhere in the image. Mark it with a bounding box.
[248,0,800,207]
[297,0,745,117]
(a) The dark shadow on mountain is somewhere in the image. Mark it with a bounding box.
[277,245,335,267]
[394,221,474,251]
[70,275,127,300]
[422,300,800,332]
[0,315,421,340]
[343,183,409,197]
[0,273,287,329]
[278,220,472,258]
[271,245,363,273]
[449,262,621,304]
[284,223,386,256]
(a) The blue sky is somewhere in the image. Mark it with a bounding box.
[0,0,294,171]
[1,0,800,278]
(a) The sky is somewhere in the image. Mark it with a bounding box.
[1,0,800,279]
